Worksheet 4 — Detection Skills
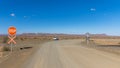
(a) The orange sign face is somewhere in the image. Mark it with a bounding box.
[8,26,16,35]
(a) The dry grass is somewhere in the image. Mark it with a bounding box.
[81,38,120,55]
[91,39,120,45]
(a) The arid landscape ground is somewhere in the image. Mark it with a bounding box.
[0,34,120,68]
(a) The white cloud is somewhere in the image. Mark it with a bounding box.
[90,8,96,11]
[24,16,27,18]
[10,13,15,17]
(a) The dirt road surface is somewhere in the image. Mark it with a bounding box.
[21,40,120,68]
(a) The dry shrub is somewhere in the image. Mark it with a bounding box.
[3,46,10,51]
[118,42,120,44]
[20,38,24,41]
[91,39,120,45]
[2,36,8,43]
[34,37,37,39]
[0,46,10,52]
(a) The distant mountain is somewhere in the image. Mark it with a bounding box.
[89,34,108,37]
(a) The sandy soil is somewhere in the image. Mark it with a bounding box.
[20,40,120,68]
[0,39,48,68]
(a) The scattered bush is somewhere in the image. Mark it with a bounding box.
[34,37,37,39]
[2,36,8,43]
[20,38,24,41]
[118,42,120,44]
[3,46,10,51]
[0,46,10,52]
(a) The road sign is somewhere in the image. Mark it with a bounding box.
[8,26,17,52]
[8,26,16,44]
[8,35,16,44]
[86,32,90,45]
[8,26,16,36]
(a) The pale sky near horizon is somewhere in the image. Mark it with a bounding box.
[0,0,120,35]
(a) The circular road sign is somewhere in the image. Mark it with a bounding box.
[8,26,16,35]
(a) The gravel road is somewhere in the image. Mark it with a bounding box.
[21,40,120,68]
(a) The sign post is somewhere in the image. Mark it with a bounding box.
[8,26,16,52]
[86,32,90,45]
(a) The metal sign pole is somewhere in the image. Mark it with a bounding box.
[86,32,90,45]
[11,42,13,53]
[87,36,89,45]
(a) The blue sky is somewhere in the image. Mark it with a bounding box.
[0,0,120,35]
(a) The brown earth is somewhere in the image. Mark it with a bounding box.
[21,39,120,68]
[0,38,49,68]
[0,38,120,68]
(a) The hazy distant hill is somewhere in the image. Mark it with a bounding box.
[1,33,120,39]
